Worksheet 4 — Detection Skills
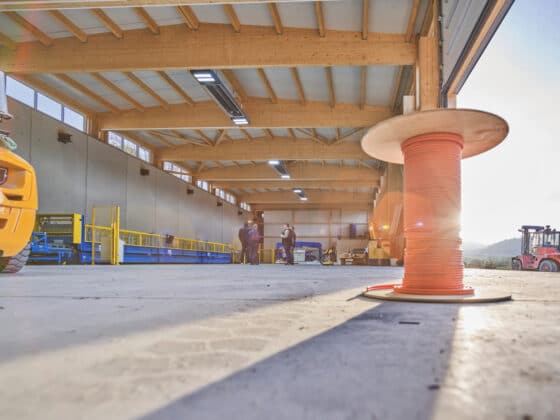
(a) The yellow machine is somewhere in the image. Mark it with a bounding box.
[0,84,38,273]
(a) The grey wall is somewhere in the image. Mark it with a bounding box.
[5,98,249,244]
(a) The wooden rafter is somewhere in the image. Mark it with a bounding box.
[314,1,325,37]
[1,26,416,73]
[124,71,168,108]
[391,66,404,112]
[288,128,296,138]
[90,72,145,111]
[48,10,87,42]
[336,128,341,141]
[256,68,277,104]
[91,9,122,39]
[176,6,199,30]
[406,0,421,42]
[4,11,53,46]
[98,99,392,131]
[195,129,213,146]
[157,71,194,105]
[214,130,227,147]
[362,0,369,40]
[53,73,120,112]
[223,5,241,33]
[330,127,366,146]
[147,131,177,147]
[360,66,367,110]
[264,129,274,139]
[0,32,16,50]
[241,129,252,141]
[240,190,373,204]
[221,69,247,102]
[290,67,306,105]
[268,3,283,35]
[134,7,159,35]
[325,66,335,108]
[168,130,209,147]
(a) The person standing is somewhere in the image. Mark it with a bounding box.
[248,223,260,265]
[281,224,296,265]
[238,222,249,263]
[288,224,296,265]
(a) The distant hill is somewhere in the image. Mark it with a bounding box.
[465,238,521,258]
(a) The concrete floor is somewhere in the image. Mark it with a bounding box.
[0,265,558,420]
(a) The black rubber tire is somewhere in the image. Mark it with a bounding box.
[511,258,522,271]
[538,259,558,272]
[0,243,31,274]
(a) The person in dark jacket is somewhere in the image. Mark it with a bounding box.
[238,222,249,263]
[247,223,260,265]
[281,224,296,265]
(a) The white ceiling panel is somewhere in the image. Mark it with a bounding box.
[165,71,209,103]
[323,0,361,32]
[143,6,184,27]
[132,71,184,104]
[266,68,299,101]
[227,130,245,140]
[17,10,72,39]
[234,3,273,26]
[270,128,290,137]
[132,131,166,148]
[246,128,266,138]
[332,66,361,104]
[100,7,146,31]
[190,4,229,24]
[68,72,133,110]
[370,0,412,33]
[365,65,399,106]
[61,9,112,35]
[0,13,36,42]
[98,72,157,107]
[276,2,316,30]
[315,127,336,141]
[233,69,268,98]
[37,74,106,113]
[297,67,329,102]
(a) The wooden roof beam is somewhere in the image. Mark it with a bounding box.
[91,9,123,39]
[123,71,168,108]
[134,7,159,35]
[256,68,277,104]
[221,69,247,102]
[290,67,306,105]
[1,25,416,73]
[90,72,145,111]
[97,99,392,131]
[362,0,369,40]
[157,71,194,105]
[195,129,214,146]
[169,130,211,147]
[176,6,199,30]
[0,32,16,50]
[239,190,373,204]
[3,11,53,46]
[360,66,367,110]
[325,67,335,108]
[268,3,283,35]
[48,10,87,42]
[213,180,378,190]
[214,130,227,147]
[315,1,325,37]
[53,73,120,112]
[223,5,241,33]
[391,66,404,112]
[406,0,421,42]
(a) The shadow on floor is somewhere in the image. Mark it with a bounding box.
[141,301,461,420]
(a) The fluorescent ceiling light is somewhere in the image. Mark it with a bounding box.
[299,197,308,201]
[232,117,249,125]
[293,188,302,193]
[281,174,291,179]
[268,160,280,165]
[192,71,216,83]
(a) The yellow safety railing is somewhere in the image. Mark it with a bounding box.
[84,225,233,255]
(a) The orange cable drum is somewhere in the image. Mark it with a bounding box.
[394,132,473,295]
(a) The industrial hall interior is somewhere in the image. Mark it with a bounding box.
[0,0,558,420]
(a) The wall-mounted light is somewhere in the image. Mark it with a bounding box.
[186,188,194,195]
[57,131,72,144]
[139,168,150,176]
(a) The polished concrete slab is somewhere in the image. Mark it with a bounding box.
[0,265,558,420]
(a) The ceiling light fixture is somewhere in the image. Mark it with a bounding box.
[281,174,291,179]
[268,160,280,165]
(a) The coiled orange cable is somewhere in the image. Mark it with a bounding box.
[394,132,473,295]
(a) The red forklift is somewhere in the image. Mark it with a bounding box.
[512,225,560,272]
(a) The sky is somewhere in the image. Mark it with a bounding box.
[458,0,560,245]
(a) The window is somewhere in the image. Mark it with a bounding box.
[163,161,191,183]
[6,77,35,107]
[240,202,251,211]
[226,193,236,205]
[6,76,86,132]
[108,132,123,149]
[123,138,138,156]
[37,93,62,121]
[107,131,151,162]
[63,107,85,131]
[197,179,209,191]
